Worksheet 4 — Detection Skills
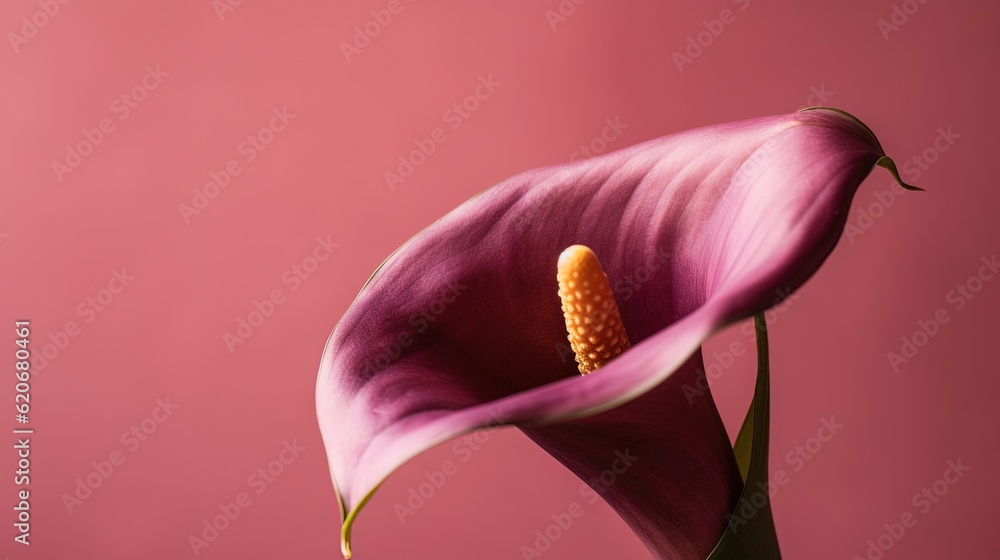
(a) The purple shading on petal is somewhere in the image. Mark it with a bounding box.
[317,108,887,558]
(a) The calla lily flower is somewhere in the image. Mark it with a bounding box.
[316,108,917,559]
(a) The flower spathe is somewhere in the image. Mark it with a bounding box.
[315,108,914,558]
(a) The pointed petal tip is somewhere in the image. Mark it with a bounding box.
[798,106,925,192]
[339,483,381,559]
[876,155,925,192]
[340,522,352,559]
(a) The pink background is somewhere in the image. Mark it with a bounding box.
[1,0,997,558]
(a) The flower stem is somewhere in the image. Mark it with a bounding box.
[706,314,782,559]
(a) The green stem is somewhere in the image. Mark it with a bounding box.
[707,314,782,559]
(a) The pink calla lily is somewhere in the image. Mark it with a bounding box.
[315,108,916,559]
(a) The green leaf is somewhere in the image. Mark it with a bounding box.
[707,315,782,559]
